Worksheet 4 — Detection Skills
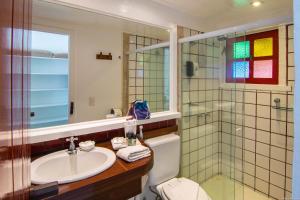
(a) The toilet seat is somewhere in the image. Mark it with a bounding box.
[156,177,211,200]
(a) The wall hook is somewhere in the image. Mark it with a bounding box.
[96,52,112,60]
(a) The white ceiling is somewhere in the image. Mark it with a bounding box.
[151,0,293,31]
[32,0,170,41]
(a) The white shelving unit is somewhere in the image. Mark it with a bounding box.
[30,53,69,128]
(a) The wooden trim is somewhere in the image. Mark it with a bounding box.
[0,0,31,199]
[40,141,153,200]
[226,29,279,85]
[143,125,178,139]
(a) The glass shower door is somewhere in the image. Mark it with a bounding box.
[180,31,247,200]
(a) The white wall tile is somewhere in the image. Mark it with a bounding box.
[245,115,256,128]
[245,91,256,104]
[256,130,270,144]
[271,109,287,121]
[288,53,294,66]
[271,120,287,135]
[245,139,255,152]
[245,103,256,116]
[270,172,285,189]
[257,117,270,131]
[256,154,270,169]
[257,105,270,118]
[288,25,294,38]
[286,177,292,192]
[256,166,269,181]
[270,146,286,162]
[244,174,255,188]
[270,159,285,174]
[256,142,270,156]
[244,127,255,140]
[257,92,271,105]
[255,178,269,194]
[288,39,294,52]
[271,133,286,148]
[270,185,285,200]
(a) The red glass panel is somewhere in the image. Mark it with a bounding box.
[253,60,273,78]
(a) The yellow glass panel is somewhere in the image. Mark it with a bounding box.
[254,38,273,57]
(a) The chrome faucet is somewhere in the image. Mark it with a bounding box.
[66,136,78,154]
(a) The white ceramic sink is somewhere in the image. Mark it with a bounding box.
[31,147,116,184]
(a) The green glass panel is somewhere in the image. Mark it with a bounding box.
[233,41,250,59]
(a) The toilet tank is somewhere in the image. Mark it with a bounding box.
[145,133,180,186]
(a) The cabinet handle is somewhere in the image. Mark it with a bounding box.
[30,112,35,117]
[70,101,74,115]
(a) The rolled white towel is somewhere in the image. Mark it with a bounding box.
[116,145,151,162]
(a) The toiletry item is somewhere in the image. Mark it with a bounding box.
[124,119,137,137]
[111,108,122,117]
[127,100,150,120]
[126,131,137,146]
[138,125,143,140]
[111,137,142,150]
[116,145,151,162]
[79,140,95,151]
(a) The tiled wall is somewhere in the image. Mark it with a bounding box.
[179,25,294,200]
[127,34,169,113]
[220,25,294,200]
[180,28,222,183]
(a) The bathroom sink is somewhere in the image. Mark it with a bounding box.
[31,147,116,184]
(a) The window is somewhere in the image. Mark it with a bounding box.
[30,30,70,128]
[226,30,279,84]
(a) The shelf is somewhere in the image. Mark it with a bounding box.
[31,88,68,92]
[30,117,68,126]
[31,56,68,60]
[31,73,68,76]
[31,103,68,109]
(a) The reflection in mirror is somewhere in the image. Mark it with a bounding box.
[31,0,170,129]
[125,42,170,114]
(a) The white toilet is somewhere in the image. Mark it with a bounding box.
[144,133,211,200]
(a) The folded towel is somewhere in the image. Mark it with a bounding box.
[116,145,151,162]
[162,178,199,200]
[111,137,128,150]
[111,137,142,150]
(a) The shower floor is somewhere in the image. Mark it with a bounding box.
[201,176,273,200]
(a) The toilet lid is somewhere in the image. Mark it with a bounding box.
[156,178,211,200]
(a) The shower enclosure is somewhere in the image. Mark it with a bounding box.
[125,33,170,114]
[179,29,247,200]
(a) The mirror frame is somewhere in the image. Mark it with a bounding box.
[29,1,179,143]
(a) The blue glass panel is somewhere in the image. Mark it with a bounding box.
[232,61,249,78]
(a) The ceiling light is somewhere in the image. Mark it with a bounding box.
[251,1,262,7]
[120,5,128,13]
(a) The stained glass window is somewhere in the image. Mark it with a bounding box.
[226,29,278,84]
[233,41,250,59]
[253,60,273,78]
[232,61,249,78]
[254,38,273,57]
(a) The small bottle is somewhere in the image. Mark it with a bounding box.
[139,125,143,140]
[127,131,136,146]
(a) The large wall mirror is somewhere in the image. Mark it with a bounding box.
[31,0,170,129]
